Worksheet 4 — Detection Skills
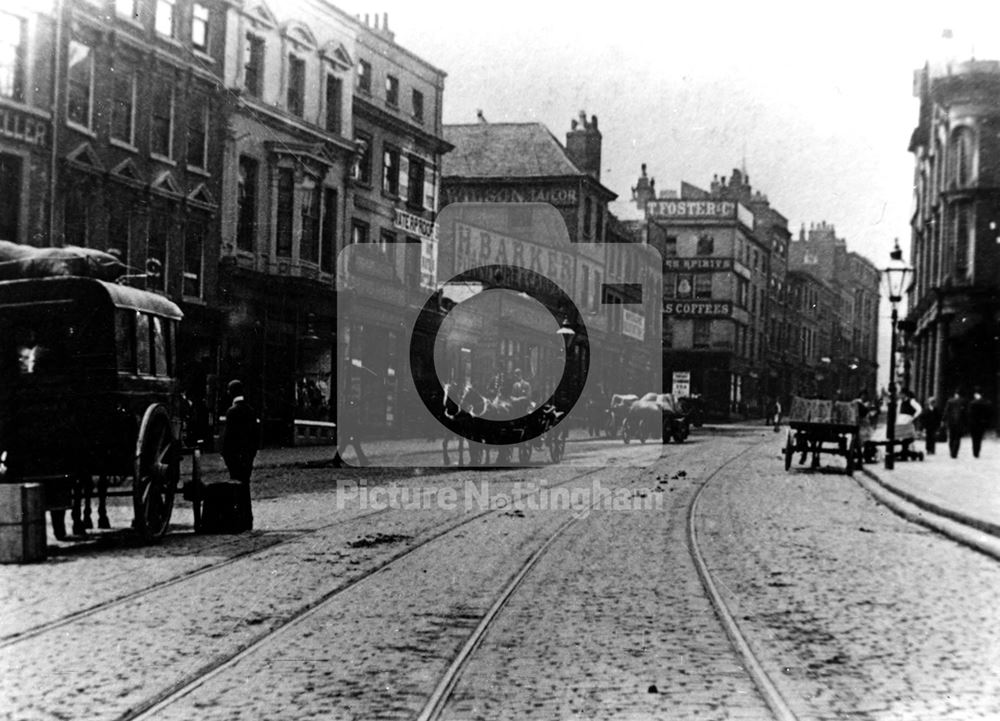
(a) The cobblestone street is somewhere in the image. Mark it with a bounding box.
[2,428,1000,720]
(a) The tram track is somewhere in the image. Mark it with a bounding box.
[113,464,610,721]
[0,468,528,650]
[414,437,798,721]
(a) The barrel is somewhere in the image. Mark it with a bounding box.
[0,483,47,563]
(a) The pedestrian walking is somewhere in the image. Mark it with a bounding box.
[334,397,369,466]
[921,396,942,455]
[772,398,782,432]
[221,380,259,531]
[943,388,968,459]
[969,387,994,459]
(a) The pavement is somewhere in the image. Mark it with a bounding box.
[200,423,1000,560]
[854,433,1000,560]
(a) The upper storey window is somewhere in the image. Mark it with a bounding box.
[357,59,371,93]
[155,0,175,38]
[244,34,264,97]
[191,4,209,52]
[67,40,93,129]
[385,74,399,107]
[0,12,25,102]
[287,54,305,116]
[950,126,975,188]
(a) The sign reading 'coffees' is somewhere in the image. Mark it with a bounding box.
[662,301,733,317]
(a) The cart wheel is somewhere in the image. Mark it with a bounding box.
[549,434,565,462]
[784,431,794,471]
[518,443,533,464]
[133,404,179,541]
[672,420,689,444]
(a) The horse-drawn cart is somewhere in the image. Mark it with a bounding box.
[0,258,202,546]
[783,396,862,474]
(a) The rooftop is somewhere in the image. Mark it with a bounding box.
[442,122,586,179]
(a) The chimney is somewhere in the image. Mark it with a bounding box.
[565,110,602,181]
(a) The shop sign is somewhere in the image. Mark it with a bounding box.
[662,301,732,317]
[454,222,576,287]
[672,371,691,398]
[394,208,438,241]
[647,199,754,227]
[443,185,579,206]
[663,257,733,271]
[622,309,645,341]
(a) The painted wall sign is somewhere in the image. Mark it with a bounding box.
[662,301,733,317]
[663,257,733,271]
[442,185,579,206]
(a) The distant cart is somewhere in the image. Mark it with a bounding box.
[783,396,862,474]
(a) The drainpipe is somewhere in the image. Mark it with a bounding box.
[48,0,64,246]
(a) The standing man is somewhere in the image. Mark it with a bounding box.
[943,388,968,459]
[221,380,259,531]
[969,386,994,459]
[335,397,369,466]
[921,396,942,456]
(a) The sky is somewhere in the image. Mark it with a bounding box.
[341,0,1000,390]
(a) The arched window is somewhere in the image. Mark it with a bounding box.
[950,126,975,187]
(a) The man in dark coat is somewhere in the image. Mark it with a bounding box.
[969,387,994,459]
[221,380,259,530]
[921,396,942,455]
[943,389,968,459]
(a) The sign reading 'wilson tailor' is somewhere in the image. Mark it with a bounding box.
[663,300,733,317]
[442,185,579,206]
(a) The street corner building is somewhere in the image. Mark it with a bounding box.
[629,166,879,420]
[436,112,663,409]
[907,57,1000,421]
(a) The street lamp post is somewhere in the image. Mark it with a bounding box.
[882,239,912,470]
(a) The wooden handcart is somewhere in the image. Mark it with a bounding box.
[783,396,863,474]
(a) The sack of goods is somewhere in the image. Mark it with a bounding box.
[0,241,127,282]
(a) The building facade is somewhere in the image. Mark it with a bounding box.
[49,0,230,430]
[633,168,879,418]
[788,222,880,400]
[439,115,661,409]
[907,58,1000,418]
[340,11,450,438]
[0,2,55,248]
[218,0,357,444]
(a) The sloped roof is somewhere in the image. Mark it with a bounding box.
[443,123,584,178]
